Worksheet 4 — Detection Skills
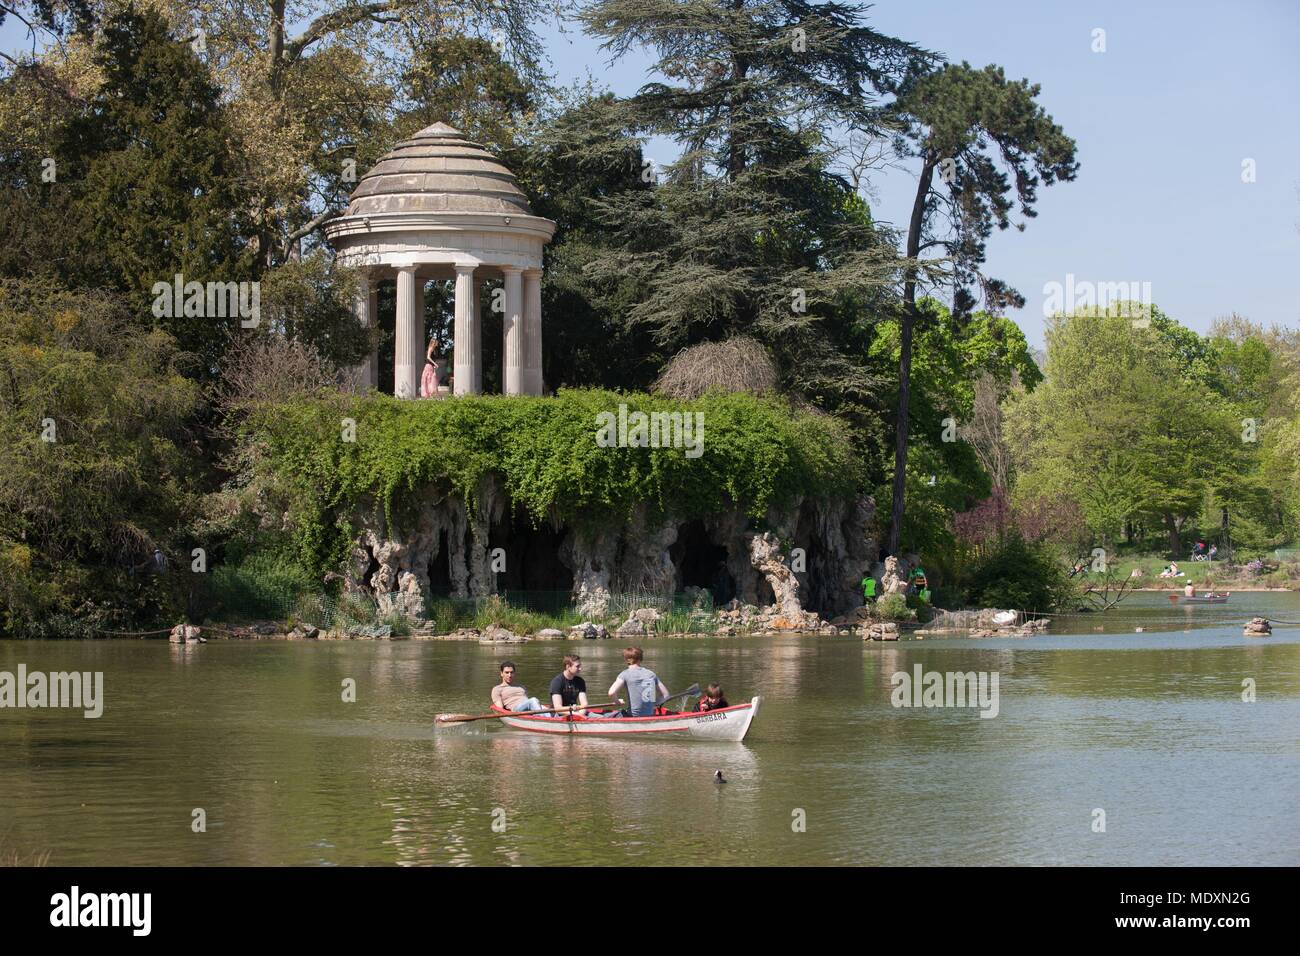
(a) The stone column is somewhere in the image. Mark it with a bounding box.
[470,277,482,394]
[394,266,422,399]
[501,266,524,395]
[523,268,543,396]
[453,264,477,396]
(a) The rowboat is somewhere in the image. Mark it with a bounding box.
[491,696,763,741]
[1182,592,1231,604]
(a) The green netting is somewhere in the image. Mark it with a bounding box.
[196,576,718,634]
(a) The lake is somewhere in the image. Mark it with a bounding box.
[2,592,1297,866]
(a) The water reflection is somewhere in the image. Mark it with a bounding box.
[1,615,1298,866]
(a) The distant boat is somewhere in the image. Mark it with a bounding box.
[1182,592,1231,604]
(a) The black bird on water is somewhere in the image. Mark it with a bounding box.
[714,770,727,784]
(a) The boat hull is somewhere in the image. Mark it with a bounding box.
[494,696,762,742]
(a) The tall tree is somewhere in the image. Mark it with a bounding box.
[885,62,1078,553]
[569,0,932,415]
[54,6,255,376]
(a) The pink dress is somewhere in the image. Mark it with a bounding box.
[420,362,437,398]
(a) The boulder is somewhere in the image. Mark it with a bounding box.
[481,624,523,643]
[863,622,899,641]
[568,621,609,640]
[615,608,660,637]
[169,624,204,643]
[1243,617,1272,637]
[346,623,393,640]
[535,628,566,640]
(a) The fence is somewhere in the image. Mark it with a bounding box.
[420,588,717,634]
[195,574,717,635]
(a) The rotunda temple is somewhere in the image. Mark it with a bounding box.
[324,123,556,397]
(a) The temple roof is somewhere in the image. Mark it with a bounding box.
[344,123,534,217]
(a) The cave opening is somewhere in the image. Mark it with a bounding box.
[488,511,571,593]
[427,529,452,595]
[672,520,735,605]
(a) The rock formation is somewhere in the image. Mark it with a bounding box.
[340,477,875,625]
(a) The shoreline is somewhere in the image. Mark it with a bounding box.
[1130,585,1294,592]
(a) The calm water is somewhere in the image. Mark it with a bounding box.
[2,593,1298,866]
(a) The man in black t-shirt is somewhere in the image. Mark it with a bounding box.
[549,654,594,716]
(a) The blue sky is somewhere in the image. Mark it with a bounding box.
[538,0,1300,346]
[5,0,1297,346]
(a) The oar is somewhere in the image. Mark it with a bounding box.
[656,683,701,711]
[436,699,622,725]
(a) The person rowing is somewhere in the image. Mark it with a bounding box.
[550,653,605,718]
[607,646,669,718]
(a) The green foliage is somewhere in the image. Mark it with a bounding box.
[963,535,1076,612]
[205,551,319,623]
[1007,306,1243,552]
[874,593,915,622]
[238,389,861,577]
[889,61,1080,314]
[55,7,256,375]
[0,278,201,634]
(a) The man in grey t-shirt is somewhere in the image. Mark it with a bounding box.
[607,646,669,718]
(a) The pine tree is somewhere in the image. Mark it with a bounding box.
[885,62,1078,553]
[566,0,933,414]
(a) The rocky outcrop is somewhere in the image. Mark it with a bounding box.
[342,476,876,625]
[169,624,204,643]
[918,609,1050,638]
[568,621,610,640]
[481,624,525,644]
[615,607,661,637]
[863,622,899,641]
[346,475,507,616]
[749,532,801,618]
[879,555,910,596]
[1243,617,1272,637]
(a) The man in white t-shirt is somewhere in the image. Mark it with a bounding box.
[607,646,669,718]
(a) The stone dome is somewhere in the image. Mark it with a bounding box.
[344,122,534,217]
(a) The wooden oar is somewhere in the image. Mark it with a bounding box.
[436,699,622,725]
[656,683,701,711]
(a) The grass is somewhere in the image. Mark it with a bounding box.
[1080,553,1300,590]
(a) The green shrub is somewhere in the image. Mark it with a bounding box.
[875,593,915,622]
[206,551,318,622]
[963,534,1076,612]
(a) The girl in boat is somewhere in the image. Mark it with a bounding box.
[699,683,729,712]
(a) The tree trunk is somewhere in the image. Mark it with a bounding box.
[887,155,936,555]
[725,0,748,182]
[1165,513,1181,558]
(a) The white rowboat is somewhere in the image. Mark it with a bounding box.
[492,696,762,741]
